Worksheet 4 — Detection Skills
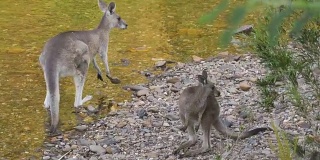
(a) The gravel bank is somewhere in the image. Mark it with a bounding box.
[42,54,317,160]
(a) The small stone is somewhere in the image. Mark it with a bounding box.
[235,24,254,35]
[163,122,170,127]
[249,77,258,82]
[106,146,113,154]
[89,157,98,160]
[89,145,106,154]
[155,60,166,67]
[142,119,152,128]
[239,81,251,91]
[146,151,159,158]
[147,106,159,113]
[170,88,180,92]
[216,51,229,58]
[275,82,284,86]
[166,113,179,121]
[122,85,148,91]
[137,89,149,97]
[78,139,95,146]
[229,87,238,93]
[108,111,118,116]
[297,121,311,129]
[192,55,203,62]
[98,138,117,145]
[176,62,185,68]
[152,121,163,127]
[120,58,130,66]
[166,77,180,84]
[116,121,127,128]
[135,100,145,106]
[137,109,148,118]
[74,125,88,131]
[43,156,50,160]
[233,55,241,61]
[71,145,78,149]
[87,105,96,112]
[239,111,249,119]
[149,85,162,90]
[62,145,71,152]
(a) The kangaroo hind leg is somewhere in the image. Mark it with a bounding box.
[44,68,60,135]
[184,118,211,157]
[73,72,92,107]
[173,120,197,155]
[73,42,93,107]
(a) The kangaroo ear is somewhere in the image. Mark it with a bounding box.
[98,0,108,12]
[108,2,116,14]
[202,70,208,80]
[197,75,206,85]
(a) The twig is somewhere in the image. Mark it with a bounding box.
[58,150,72,160]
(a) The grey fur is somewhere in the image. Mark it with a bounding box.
[39,0,127,134]
[174,70,271,157]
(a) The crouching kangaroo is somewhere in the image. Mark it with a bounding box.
[39,0,127,135]
[173,70,272,157]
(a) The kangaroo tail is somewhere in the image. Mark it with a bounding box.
[213,118,272,140]
[44,64,60,134]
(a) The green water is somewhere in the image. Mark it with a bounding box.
[0,0,257,158]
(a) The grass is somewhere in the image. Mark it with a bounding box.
[247,3,320,159]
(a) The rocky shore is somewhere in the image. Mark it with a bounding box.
[42,53,317,160]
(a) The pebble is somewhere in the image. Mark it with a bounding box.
[166,77,180,84]
[192,55,203,62]
[74,125,88,131]
[89,145,106,154]
[239,81,251,91]
[137,89,149,97]
[87,105,96,112]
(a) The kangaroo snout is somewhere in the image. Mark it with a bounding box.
[214,89,221,97]
[120,22,128,29]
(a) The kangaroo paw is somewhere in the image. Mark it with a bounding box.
[48,126,62,137]
[81,95,93,104]
[97,73,104,81]
[177,125,187,132]
[195,124,200,132]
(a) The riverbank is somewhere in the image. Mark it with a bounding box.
[41,53,289,160]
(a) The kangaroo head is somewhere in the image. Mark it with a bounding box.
[98,0,128,29]
[197,70,221,97]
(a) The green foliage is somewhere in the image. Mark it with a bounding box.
[199,0,320,46]
[269,122,294,160]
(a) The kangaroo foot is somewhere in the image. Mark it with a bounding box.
[81,95,93,104]
[97,73,104,81]
[177,125,187,132]
[195,124,200,132]
[106,74,121,84]
[182,147,210,157]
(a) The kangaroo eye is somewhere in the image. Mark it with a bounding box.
[117,17,121,21]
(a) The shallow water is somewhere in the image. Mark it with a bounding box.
[0,0,257,158]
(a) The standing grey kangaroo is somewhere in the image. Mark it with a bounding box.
[173,70,272,157]
[39,0,127,135]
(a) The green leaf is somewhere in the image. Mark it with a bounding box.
[198,0,229,24]
[267,7,292,46]
[291,11,314,36]
[219,6,247,47]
